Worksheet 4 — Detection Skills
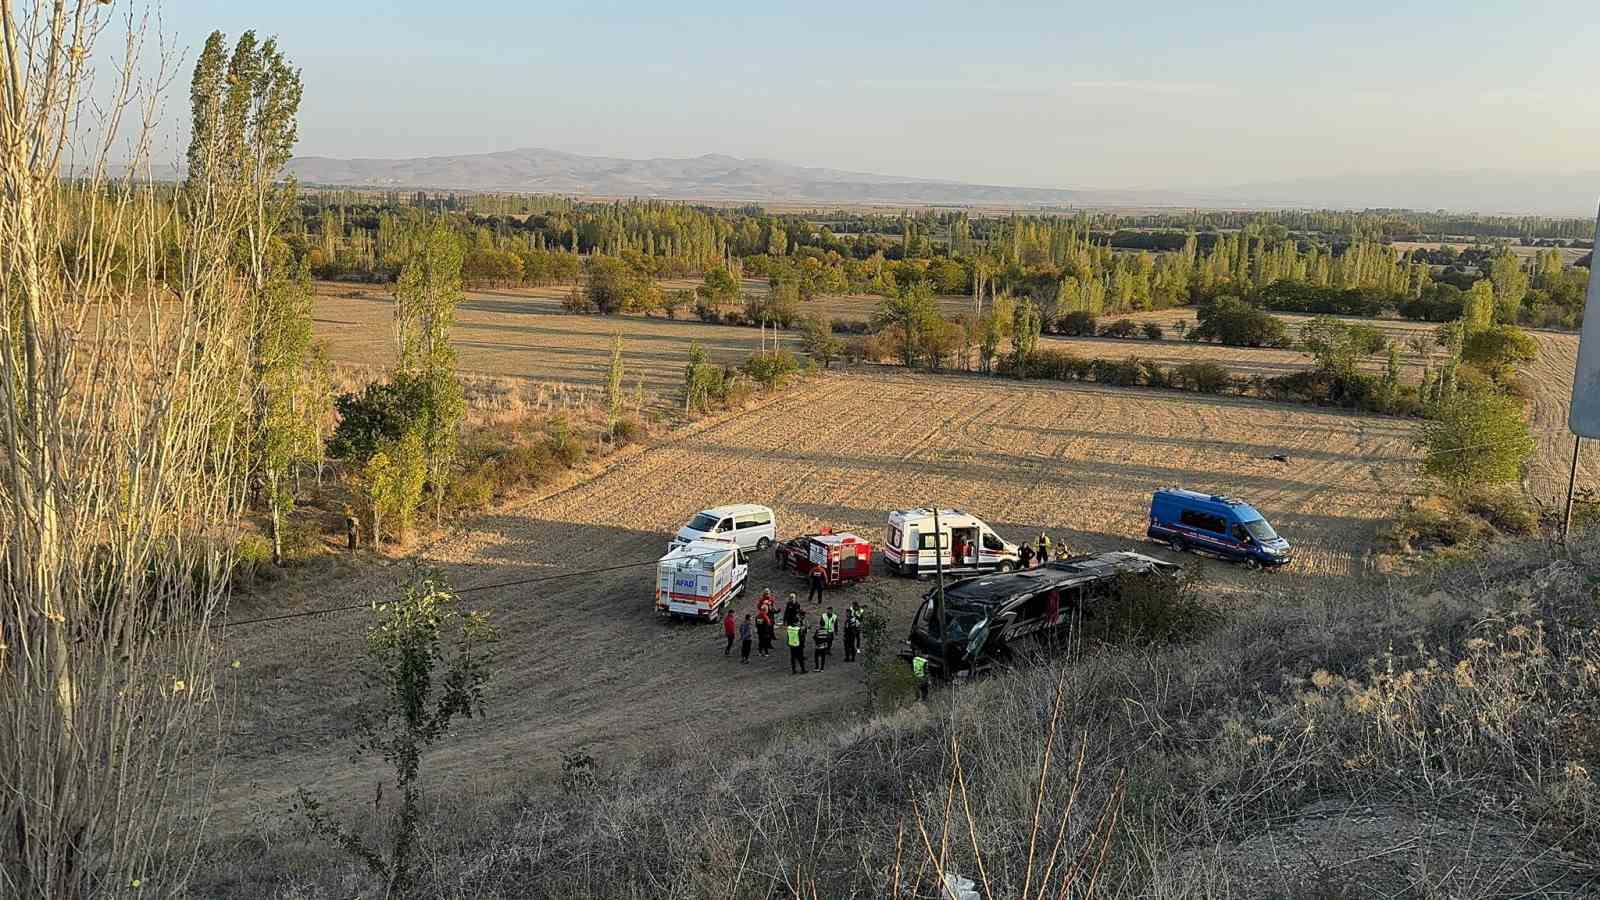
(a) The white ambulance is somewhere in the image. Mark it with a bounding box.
[655,537,749,620]
[882,508,1020,577]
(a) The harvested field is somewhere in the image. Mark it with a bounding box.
[312,282,776,405]
[1525,329,1598,501]
[216,369,1419,833]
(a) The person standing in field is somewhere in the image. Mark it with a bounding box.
[1019,542,1035,569]
[722,608,736,656]
[1039,532,1054,562]
[787,620,807,674]
[843,602,863,662]
[757,604,774,656]
[813,619,833,671]
[912,655,929,701]
[739,614,753,663]
[784,592,801,626]
[807,565,826,605]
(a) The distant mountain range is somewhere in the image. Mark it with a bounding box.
[282,147,1600,217]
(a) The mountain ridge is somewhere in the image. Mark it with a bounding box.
[282,147,1600,216]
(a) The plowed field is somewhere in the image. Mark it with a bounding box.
[217,369,1419,829]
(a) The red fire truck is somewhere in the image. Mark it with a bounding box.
[774,529,873,586]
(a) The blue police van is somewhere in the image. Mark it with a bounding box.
[1146,488,1291,569]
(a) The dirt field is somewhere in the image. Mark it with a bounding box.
[215,367,1421,833]
[231,287,1592,840]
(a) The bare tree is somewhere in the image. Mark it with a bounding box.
[1,4,253,896]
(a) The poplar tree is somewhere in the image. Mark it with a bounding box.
[187,29,310,564]
[394,220,467,521]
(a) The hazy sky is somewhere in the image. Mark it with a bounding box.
[141,1,1600,189]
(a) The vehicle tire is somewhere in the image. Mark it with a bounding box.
[1167,538,1185,554]
[1244,557,1262,571]
[756,537,772,551]
[996,561,1014,573]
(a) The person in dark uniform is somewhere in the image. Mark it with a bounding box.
[739,614,753,663]
[1019,542,1035,569]
[783,592,802,626]
[843,602,863,662]
[813,619,834,671]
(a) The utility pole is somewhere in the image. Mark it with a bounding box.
[1563,436,1583,541]
[931,506,950,683]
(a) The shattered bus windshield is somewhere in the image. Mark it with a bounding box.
[920,604,989,642]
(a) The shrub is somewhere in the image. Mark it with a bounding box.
[1418,391,1536,490]
[1142,322,1165,341]
[233,533,273,583]
[1090,356,1144,387]
[1082,570,1218,647]
[740,350,800,390]
[661,289,692,320]
[612,417,645,446]
[1387,495,1496,554]
[1024,347,1085,380]
[1191,297,1290,347]
[1057,311,1098,337]
[1461,486,1539,536]
[1140,359,1171,388]
[543,416,588,468]
[327,375,431,462]
[1173,361,1231,394]
[1099,319,1139,339]
[560,287,592,314]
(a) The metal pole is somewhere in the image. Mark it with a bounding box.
[1563,435,1583,541]
[931,506,950,682]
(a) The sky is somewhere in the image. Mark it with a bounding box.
[119,0,1600,190]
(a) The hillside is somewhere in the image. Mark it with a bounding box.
[195,528,1600,898]
[284,147,1600,214]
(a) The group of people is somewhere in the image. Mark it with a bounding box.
[949,531,1062,569]
[1017,532,1058,569]
[721,588,866,676]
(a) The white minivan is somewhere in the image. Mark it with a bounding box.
[670,504,777,553]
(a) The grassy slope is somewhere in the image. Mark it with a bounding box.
[197,531,1600,899]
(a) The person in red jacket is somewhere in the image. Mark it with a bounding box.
[722,608,736,656]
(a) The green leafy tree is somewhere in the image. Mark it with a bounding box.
[1461,279,1496,333]
[188,29,312,564]
[1418,391,1536,490]
[800,315,843,368]
[1461,324,1539,375]
[298,574,498,896]
[606,334,625,440]
[698,265,740,311]
[1010,298,1040,377]
[395,220,467,522]
[872,281,939,368]
[978,310,1004,374]
[1488,251,1530,323]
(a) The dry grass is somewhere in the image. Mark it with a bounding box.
[192,531,1600,898]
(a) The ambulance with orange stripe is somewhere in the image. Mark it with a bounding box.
[655,537,749,620]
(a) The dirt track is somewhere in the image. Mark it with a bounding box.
[216,369,1419,829]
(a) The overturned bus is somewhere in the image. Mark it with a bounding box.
[900,550,1182,679]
